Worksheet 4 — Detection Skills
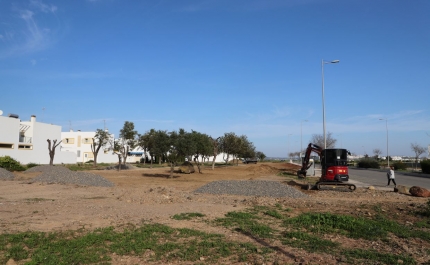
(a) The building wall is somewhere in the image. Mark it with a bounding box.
[0,115,75,164]
[61,131,118,164]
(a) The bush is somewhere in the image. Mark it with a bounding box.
[26,162,39,169]
[393,161,407,171]
[0,156,26,171]
[421,159,430,174]
[357,158,379,169]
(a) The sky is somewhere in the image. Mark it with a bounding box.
[1,0,429,158]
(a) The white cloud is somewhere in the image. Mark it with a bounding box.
[0,1,58,58]
[30,0,57,13]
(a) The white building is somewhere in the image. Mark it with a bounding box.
[60,130,118,164]
[0,114,75,164]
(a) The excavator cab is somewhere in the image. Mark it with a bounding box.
[320,149,349,182]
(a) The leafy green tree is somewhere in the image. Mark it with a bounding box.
[118,121,137,166]
[191,130,213,173]
[237,135,256,163]
[151,130,170,165]
[137,129,155,166]
[219,132,239,164]
[256,151,266,161]
[91,129,111,167]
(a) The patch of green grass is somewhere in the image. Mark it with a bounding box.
[281,231,339,252]
[172,212,205,220]
[0,223,269,264]
[215,210,275,238]
[283,212,387,240]
[342,248,416,265]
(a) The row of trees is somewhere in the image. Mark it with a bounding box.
[89,121,266,176]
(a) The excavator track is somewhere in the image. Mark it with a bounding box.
[316,181,356,191]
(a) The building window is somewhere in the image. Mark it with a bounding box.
[0,143,14,149]
[83,138,92,144]
[77,150,81,157]
[64,138,74,144]
[18,144,33,150]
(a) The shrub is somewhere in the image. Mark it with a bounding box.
[393,161,407,171]
[357,158,379,169]
[0,156,26,171]
[26,162,39,169]
[421,159,430,174]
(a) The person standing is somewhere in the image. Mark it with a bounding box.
[386,166,397,187]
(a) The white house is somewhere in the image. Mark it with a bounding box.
[60,130,118,164]
[0,114,75,164]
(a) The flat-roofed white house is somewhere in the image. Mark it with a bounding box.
[60,130,118,164]
[0,114,76,164]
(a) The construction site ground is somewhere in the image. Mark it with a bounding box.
[1,162,430,264]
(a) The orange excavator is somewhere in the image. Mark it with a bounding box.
[297,143,356,191]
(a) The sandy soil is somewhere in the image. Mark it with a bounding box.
[1,162,429,264]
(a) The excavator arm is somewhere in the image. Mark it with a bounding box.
[297,143,323,178]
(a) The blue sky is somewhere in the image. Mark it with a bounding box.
[1,0,429,158]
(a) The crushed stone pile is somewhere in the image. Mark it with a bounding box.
[26,165,114,187]
[0,167,14,180]
[194,180,308,198]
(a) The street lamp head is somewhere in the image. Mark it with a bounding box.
[331,60,340,63]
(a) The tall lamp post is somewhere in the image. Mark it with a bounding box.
[300,120,308,158]
[379,118,389,167]
[288,134,292,162]
[321,59,340,149]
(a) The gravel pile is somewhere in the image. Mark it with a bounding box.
[26,165,114,187]
[0,168,14,180]
[194,180,308,198]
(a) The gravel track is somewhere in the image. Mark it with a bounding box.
[194,180,308,198]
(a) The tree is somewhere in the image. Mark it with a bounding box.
[411,143,426,169]
[191,130,213,173]
[119,121,137,166]
[137,129,155,166]
[210,137,221,170]
[219,132,240,164]
[91,129,111,167]
[373,148,382,160]
[237,135,256,164]
[151,130,170,165]
[310,132,337,148]
[47,139,62,166]
[256,151,266,161]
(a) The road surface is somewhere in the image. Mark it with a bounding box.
[348,168,430,190]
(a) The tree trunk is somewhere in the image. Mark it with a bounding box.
[117,155,122,171]
[169,162,174,178]
[194,156,202,174]
[212,157,216,170]
[47,139,62,166]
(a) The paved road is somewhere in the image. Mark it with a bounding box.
[348,168,430,190]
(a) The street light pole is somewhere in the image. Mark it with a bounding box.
[288,134,292,162]
[321,59,340,149]
[379,118,389,167]
[300,120,308,157]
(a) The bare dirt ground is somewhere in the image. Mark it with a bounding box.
[1,162,430,264]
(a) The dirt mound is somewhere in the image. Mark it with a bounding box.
[246,163,300,175]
